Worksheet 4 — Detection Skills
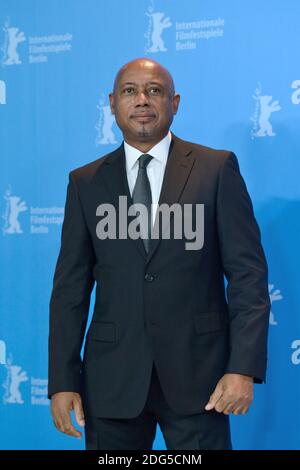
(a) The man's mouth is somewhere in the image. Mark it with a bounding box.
[131,113,156,123]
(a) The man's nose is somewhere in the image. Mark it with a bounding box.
[135,91,149,106]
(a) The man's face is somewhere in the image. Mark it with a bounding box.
[109,61,180,147]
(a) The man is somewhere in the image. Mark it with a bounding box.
[48,58,270,450]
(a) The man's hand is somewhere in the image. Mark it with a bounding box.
[205,373,254,415]
[51,392,85,438]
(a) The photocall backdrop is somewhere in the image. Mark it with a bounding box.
[0,0,299,450]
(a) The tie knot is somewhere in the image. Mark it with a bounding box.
[138,154,153,169]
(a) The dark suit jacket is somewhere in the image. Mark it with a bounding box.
[48,133,270,418]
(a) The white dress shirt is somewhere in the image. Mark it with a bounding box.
[124,131,172,224]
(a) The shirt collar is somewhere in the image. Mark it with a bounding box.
[124,131,172,171]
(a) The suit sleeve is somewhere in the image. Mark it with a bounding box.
[216,152,270,383]
[48,172,95,397]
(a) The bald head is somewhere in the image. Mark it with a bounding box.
[109,57,180,152]
[113,58,175,97]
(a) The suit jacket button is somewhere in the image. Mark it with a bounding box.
[144,273,154,282]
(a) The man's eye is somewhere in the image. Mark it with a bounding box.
[123,88,135,94]
[149,87,161,94]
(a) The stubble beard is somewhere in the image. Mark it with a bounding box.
[137,123,150,139]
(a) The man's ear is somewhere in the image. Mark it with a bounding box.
[173,93,180,115]
[109,93,115,115]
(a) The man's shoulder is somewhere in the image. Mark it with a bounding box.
[173,134,234,164]
[68,145,123,183]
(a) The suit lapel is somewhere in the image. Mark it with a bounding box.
[146,134,195,265]
[94,144,147,260]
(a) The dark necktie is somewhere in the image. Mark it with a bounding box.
[132,154,153,253]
